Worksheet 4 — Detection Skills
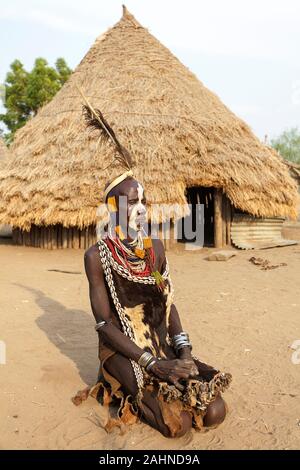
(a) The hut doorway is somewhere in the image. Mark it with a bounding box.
[177,187,215,247]
[176,187,232,248]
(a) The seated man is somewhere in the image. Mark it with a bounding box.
[80,171,232,438]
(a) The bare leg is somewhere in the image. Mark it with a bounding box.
[104,353,192,438]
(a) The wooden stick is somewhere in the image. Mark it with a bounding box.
[226,197,232,245]
[73,228,80,249]
[62,227,68,249]
[214,188,223,248]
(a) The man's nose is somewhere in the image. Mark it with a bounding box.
[137,205,146,215]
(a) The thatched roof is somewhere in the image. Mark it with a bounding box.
[0,6,298,230]
[283,159,300,186]
[0,137,8,161]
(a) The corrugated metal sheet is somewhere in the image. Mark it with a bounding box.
[231,215,298,250]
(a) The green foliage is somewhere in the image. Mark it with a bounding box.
[0,60,30,141]
[271,127,300,164]
[0,57,72,142]
[55,58,72,86]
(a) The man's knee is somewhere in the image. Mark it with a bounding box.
[203,395,227,427]
[104,354,138,397]
[161,411,192,438]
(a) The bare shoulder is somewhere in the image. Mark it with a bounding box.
[84,243,103,276]
[152,237,165,255]
[152,237,166,271]
[84,243,99,261]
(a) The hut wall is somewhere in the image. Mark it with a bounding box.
[12,224,97,249]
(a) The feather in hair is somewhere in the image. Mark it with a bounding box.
[77,85,134,170]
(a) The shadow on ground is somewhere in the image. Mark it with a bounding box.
[15,283,99,385]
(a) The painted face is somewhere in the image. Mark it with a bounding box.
[107,179,148,238]
[128,183,148,232]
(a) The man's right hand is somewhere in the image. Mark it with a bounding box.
[150,358,199,390]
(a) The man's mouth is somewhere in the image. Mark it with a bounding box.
[135,216,147,225]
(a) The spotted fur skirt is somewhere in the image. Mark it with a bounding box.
[72,267,232,436]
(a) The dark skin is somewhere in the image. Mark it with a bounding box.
[84,178,226,436]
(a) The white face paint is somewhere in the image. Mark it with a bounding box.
[128,183,148,232]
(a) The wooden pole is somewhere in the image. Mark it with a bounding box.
[62,227,68,249]
[80,229,85,249]
[40,227,44,249]
[35,226,38,247]
[50,226,54,250]
[19,230,23,246]
[24,230,30,247]
[85,227,89,249]
[222,196,227,247]
[214,188,223,248]
[35,226,40,247]
[44,227,49,249]
[91,226,96,245]
[57,225,62,249]
[30,227,34,247]
[226,198,232,246]
[72,228,78,249]
[68,228,72,248]
[13,229,17,245]
[12,229,18,245]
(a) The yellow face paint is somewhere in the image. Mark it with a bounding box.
[115,225,125,240]
[107,196,118,213]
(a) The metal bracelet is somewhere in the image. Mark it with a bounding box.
[176,342,193,352]
[171,331,192,353]
[172,331,190,341]
[138,351,154,368]
[145,359,157,372]
[95,319,113,331]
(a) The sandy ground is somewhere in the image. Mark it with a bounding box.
[1,224,300,450]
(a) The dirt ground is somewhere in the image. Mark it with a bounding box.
[0,223,300,450]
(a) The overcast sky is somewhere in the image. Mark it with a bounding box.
[1,0,299,140]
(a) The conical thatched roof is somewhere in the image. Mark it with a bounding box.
[0,6,298,230]
[0,137,8,161]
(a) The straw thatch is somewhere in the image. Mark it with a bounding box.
[0,137,8,161]
[283,159,300,186]
[0,137,12,237]
[0,5,298,232]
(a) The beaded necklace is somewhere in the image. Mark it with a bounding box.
[105,236,154,276]
[104,233,165,291]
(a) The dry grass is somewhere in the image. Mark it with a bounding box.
[0,137,8,161]
[283,159,300,186]
[0,6,298,230]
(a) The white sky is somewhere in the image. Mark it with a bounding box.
[1,0,300,139]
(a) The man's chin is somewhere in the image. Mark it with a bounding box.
[128,221,146,234]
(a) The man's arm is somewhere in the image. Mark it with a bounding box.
[84,245,147,363]
[156,240,194,360]
[168,304,193,359]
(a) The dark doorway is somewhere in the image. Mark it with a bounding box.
[177,186,215,247]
